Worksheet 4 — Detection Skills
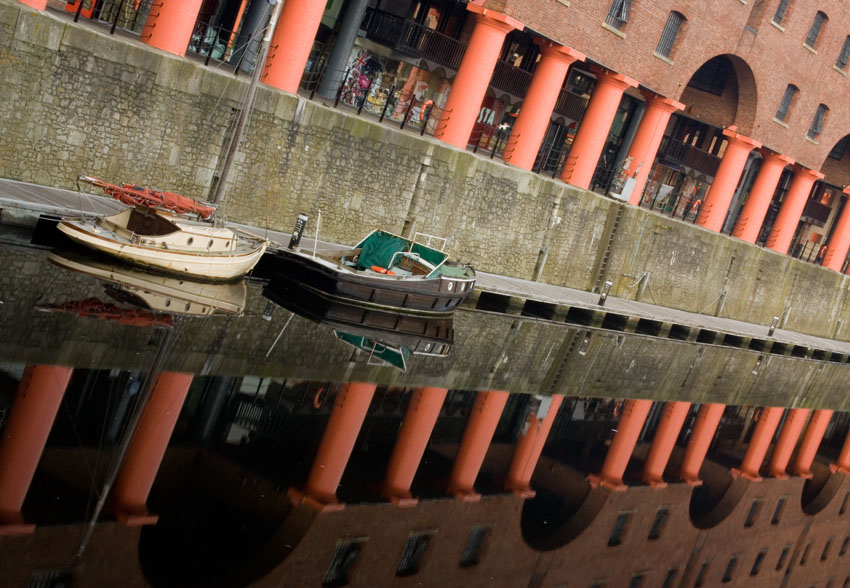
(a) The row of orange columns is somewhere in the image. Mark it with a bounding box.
[0,366,191,534]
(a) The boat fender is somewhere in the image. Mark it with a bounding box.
[313,387,327,410]
[370,265,396,276]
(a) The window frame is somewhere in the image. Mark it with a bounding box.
[605,0,631,31]
[655,11,685,59]
[776,84,798,122]
[808,104,828,140]
[805,11,828,49]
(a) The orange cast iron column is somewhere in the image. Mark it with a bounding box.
[140,0,205,57]
[732,406,784,481]
[641,401,690,488]
[262,0,327,93]
[289,382,376,511]
[111,372,193,525]
[678,403,725,486]
[696,126,761,232]
[831,428,850,475]
[503,43,585,170]
[383,387,447,506]
[767,408,809,479]
[588,399,652,491]
[766,166,824,253]
[433,6,521,149]
[0,365,73,535]
[625,93,685,205]
[732,150,795,243]
[823,187,850,271]
[793,409,833,479]
[17,0,47,9]
[448,390,510,502]
[561,68,638,189]
[505,395,564,498]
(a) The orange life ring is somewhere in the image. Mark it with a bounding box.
[370,265,396,275]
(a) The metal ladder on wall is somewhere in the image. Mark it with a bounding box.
[592,202,625,293]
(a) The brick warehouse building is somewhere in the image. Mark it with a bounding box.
[7,0,850,586]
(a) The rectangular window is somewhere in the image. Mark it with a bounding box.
[806,12,827,48]
[837,37,850,68]
[605,0,631,30]
[809,105,827,139]
[841,491,850,514]
[695,561,710,587]
[591,580,608,588]
[648,508,670,540]
[774,0,789,24]
[777,545,791,570]
[841,535,850,556]
[324,538,367,587]
[751,550,767,576]
[662,568,678,588]
[776,85,797,121]
[459,525,488,567]
[745,499,763,527]
[397,531,433,577]
[656,12,684,58]
[823,539,833,561]
[609,512,633,546]
[801,542,812,565]
[628,572,646,588]
[722,556,738,583]
[772,497,787,525]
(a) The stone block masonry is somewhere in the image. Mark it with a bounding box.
[3,1,850,344]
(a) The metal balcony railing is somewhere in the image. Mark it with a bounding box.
[362,8,466,71]
[490,60,533,98]
[657,136,721,177]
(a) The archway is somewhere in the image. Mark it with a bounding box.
[678,54,758,135]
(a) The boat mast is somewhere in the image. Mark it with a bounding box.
[211,0,285,206]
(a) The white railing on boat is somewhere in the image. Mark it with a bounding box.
[412,231,449,252]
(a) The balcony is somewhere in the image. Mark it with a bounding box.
[801,199,832,226]
[657,137,721,177]
[362,8,466,72]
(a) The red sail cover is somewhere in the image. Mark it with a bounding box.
[79,175,216,219]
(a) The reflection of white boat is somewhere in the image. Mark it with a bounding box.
[48,250,247,316]
[56,207,267,281]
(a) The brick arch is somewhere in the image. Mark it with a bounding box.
[688,461,745,529]
[818,133,850,187]
[801,462,845,515]
[677,54,758,136]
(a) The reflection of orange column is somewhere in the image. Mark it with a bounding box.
[766,166,824,253]
[589,399,652,491]
[641,401,690,488]
[793,409,833,479]
[383,387,447,506]
[732,406,783,481]
[262,0,327,93]
[503,43,585,170]
[732,151,794,243]
[678,403,725,486]
[505,396,563,498]
[823,187,850,271]
[626,93,685,205]
[449,390,509,502]
[433,6,521,148]
[0,365,73,535]
[830,429,850,475]
[140,0,205,57]
[111,372,192,525]
[767,408,809,479]
[17,0,47,9]
[561,68,637,189]
[696,126,761,232]
[289,382,376,511]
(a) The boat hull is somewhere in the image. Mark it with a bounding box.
[57,218,266,281]
[269,247,475,313]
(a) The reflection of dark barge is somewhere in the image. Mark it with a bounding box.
[267,230,476,313]
[263,275,454,358]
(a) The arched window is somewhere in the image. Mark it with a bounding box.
[776,84,798,121]
[837,36,850,69]
[605,0,631,30]
[656,11,685,58]
[773,0,790,25]
[808,104,828,140]
[805,11,828,48]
